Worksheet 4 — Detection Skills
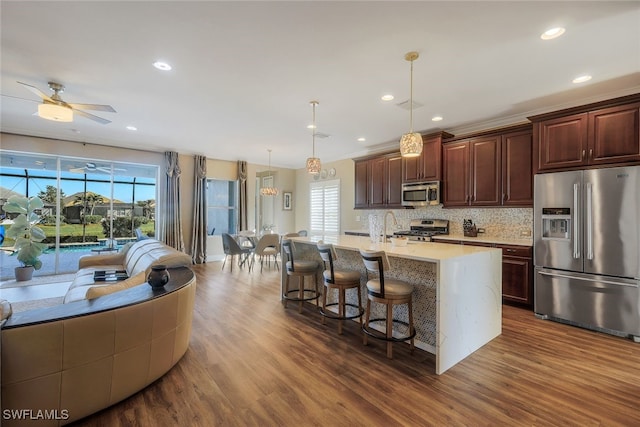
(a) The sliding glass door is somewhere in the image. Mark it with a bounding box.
[0,151,158,280]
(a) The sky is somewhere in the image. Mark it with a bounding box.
[0,170,156,203]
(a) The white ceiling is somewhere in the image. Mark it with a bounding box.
[1,1,639,170]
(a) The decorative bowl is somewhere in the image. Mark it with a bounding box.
[390,237,408,247]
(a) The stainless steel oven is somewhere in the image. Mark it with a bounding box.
[401,181,440,207]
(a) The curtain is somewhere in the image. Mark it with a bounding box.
[238,160,248,231]
[191,155,207,264]
[161,151,185,252]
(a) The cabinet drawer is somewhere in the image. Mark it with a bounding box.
[498,245,532,257]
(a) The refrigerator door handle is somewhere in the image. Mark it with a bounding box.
[573,183,580,259]
[538,270,639,288]
[586,182,594,260]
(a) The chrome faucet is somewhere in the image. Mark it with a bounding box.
[383,210,398,243]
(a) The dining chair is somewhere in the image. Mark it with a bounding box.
[221,233,253,272]
[254,233,280,272]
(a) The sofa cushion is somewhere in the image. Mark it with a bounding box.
[85,271,147,300]
[64,239,191,303]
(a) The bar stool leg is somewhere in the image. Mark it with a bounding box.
[298,276,305,313]
[321,285,328,325]
[386,303,394,359]
[284,274,290,308]
[363,299,371,346]
[338,288,345,335]
[357,287,363,327]
[408,298,415,353]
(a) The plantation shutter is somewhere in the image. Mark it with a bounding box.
[309,179,340,236]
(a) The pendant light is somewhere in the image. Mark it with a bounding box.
[306,100,321,174]
[260,149,278,196]
[399,51,423,157]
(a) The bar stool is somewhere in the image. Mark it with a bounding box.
[359,249,416,359]
[317,242,364,334]
[282,239,320,313]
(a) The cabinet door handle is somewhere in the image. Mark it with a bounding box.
[582,149,586,159]
[589,148,593,158]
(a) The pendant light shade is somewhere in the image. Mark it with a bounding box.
[306,100,321,174]
[260,149,279,196]
[399,51,423,158]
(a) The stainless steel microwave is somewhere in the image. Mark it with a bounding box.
[401,181,440,207]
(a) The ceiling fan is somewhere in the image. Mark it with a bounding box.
[15,81,116,124]
[69,162,126,174]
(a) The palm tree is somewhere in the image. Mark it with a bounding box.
[73,192,106,242]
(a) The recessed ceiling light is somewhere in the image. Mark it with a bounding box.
[541,27,566,40]
[432,116,443,122]
[572,74,592,84]
[381,94,394,101]
[153,61,172,71]
[357,137,366,142]
[307,124,316,129]
[126,125,138,131]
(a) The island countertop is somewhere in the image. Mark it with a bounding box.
[289,235,500,263]
[284,235,502,374]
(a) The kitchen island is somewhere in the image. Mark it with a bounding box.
[283,235,502,374]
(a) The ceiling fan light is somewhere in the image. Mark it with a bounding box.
[38,103,73,122]
[400,132,423,157]
[306,157,321,174]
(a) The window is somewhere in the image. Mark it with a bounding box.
[310,179,340,236]
[206,179,238,236]
[0,151,157,279]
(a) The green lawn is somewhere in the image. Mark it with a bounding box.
[1,222,156,246]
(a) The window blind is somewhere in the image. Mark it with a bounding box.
[309,179,340,236]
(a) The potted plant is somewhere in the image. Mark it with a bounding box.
[2,195,47,281]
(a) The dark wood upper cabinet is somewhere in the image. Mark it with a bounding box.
[442,141,470,207]
[402,131,453,183]
[443,125,531,207]
[369,156,388,208]
[470,135,501,206]
[588,102,640,165]
[443,135,501,207]
[386,154,403,207]
[354,152,403,209]
[535,113,588,171]
[354,159,369,209]
[502,129,533,206]
[531,95,640,172]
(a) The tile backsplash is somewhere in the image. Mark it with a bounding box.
[358,206,533,239]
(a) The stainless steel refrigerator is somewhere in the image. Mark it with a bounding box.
[534,165,640,341]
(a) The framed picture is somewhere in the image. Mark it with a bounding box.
[283,192,292,210]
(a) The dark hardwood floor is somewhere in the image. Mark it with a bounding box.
[72,261,640,426]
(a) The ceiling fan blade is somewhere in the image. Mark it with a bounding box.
[68,103,116,113]
[74,109,111,125]
[1,94,41,103]
[17,81,53,103]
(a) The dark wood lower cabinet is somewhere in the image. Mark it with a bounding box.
[432,239,533,308]
[501,246,533,307]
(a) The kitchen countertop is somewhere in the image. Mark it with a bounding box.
[292,235,500,263]
[431,234,533,247]
[343,231,532,247]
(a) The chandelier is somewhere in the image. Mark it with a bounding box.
[306,100,321,174]
[260,149,279,196]
[399,51,423,157]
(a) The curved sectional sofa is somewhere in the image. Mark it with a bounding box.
[1,258,196,426]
